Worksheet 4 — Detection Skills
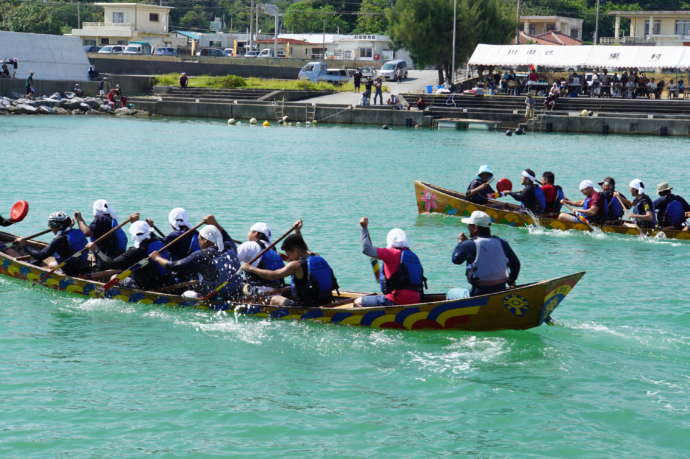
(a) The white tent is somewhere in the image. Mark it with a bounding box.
[0,31,90,81]
[468,44,690,70]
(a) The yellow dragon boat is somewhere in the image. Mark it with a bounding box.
[415,181,690,240]
[0,230,584,331]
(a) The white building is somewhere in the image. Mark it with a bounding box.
[277,33,411,64]
[604,10,690,45]
[519,16,584,41]
[69,3,176,48]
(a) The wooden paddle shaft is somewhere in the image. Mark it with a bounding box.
[15,228,52,243]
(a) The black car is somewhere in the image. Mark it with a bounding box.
[84,45,101,53]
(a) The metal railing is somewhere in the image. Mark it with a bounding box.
[600,36,656,45]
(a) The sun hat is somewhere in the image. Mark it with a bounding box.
[461,210,491,228]
[199,225,224,251]
[656,182,672,194]
[477,165,493,177]
[386,228,409,248]
[579,180,596,191]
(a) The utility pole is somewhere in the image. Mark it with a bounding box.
[249,0,254,50]
[322,18,326,63]
[77,1,81,29]
[594,0,601,45]
[451,0,456,85]
[515,0,521,44]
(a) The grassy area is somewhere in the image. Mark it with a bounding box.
[153,73,357,92]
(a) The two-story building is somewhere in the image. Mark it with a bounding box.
[604,10,690,45]
[519,16,584,41]
[69,3,175,48]
[276,33,410,63]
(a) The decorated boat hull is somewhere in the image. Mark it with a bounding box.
[415,181,690,240]
[0,231,583,331]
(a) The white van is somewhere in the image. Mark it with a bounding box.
[298,62,349,83]
[378,59,408,81]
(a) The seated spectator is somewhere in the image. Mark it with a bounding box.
[669,80,678,99]
[386,94,402,109]
[73,83,84,97]
[679,80,686,98]
[646,78,657,99]
[656,80,665,99]
[415,97,426,111]
[0,63,9,78]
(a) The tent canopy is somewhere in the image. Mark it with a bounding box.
[468,44,690,70]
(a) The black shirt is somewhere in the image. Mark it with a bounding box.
[94,238,169,290]
[508,183,542,213]
[25,233,89,276]
[654,194,690,228]
[466,179,495,205]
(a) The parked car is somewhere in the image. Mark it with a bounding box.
[196,48,225,57]
[377,59,408,80]
[243,51,259,58]
[358,66,375,78]
[123,42,152,55]
[298,62,349,84]
[98,45,126,54]
[153,47,177,56]
[223,48,234,57]
[83,45,101,53]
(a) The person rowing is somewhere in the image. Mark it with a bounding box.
[90,218,173,290]
[241,221,339,307]
[160,208,201,261]
[354,217,426,307]
[452,211,520,296]
[598,177,626,224]
[19,212,90,276]
[503,169,546,215]
[237,222,285,291]
[558,180,606,225]
[0,211,16,227]
[539,171,564,217]
[615,179,656,230]
[74,199,128,270]
[466,165,496,205]
[654,182,690,231]
[150,215,242,300]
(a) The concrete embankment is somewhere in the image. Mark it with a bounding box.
[131,98,432,127]
[530,113,690,136]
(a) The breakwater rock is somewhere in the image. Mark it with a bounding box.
[0,92,149,117]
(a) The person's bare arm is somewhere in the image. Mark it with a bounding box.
[244,260,302,281]
[74,212,92,237]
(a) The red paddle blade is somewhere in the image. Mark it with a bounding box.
[10,200,29,222]
[496,178,513,193]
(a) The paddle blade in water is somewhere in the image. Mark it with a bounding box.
[496,178,512,193]
[10,200,28,222]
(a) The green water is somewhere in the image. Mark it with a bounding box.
[1,117,689,457]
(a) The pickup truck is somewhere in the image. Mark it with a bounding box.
[297,62,349,84]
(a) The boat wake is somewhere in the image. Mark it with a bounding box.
[407,335,508,376]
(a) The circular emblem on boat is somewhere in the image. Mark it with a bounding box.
[503,294,529,316]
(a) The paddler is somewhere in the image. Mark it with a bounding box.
[91,219,173,290]
[19,211,90,276]
[159,208,201,261]
[614,179,656,230]
[654,182,690,230]
[540,171,564,216]
[466,165,496,205]
[0,211,16,227]
[598,177,626,224]
[503,168,546,214]
[241,220,339,307]
[558,180,606,225]
[74,199,128,269]
[452,211,520,296]
[237,222,285,291]
[354,217,426,307]
[150,215,242,300]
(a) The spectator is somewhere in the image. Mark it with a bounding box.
[544,94,556,111]
[353,69,362,93]
[361,78,373,106]
[11,58,17,78]
[524,93,535,119]
[647,78,657,99]
[25,72,35,98]
[73,83,84,97]
[98,79,105,97]
[0,62,9,78]
[600,69,611,97]
[373,77,383,105]
[679,80,686,98]
[386,94,402,109]
[625,77,635,99]
[656,79,665,99]
[394,67,402,82]
[668,80,678,99]
[415,97,426,111]
[179,72,188,88]
[88,65,98,81]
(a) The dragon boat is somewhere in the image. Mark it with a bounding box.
[0,230,584,331]
[415,181,690,241]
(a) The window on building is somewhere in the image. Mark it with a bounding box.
[528,24,536,35]
[84,39,97,46]
[571,29,579,38]
[150,13,159,22]
[359,47,373,58]
[100,38,110,45]
[117,40,128,45]
[676,20,690,36]
[546,23,556,32]
[112,12,125,23]
[644,20,661,35]
[311,47,326,59]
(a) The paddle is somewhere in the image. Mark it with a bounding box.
[370,258,381,283]
[9,200,29,223]
[42,215,135,278]
[200,221,301,302]
[149,220,242,245]
[562,203,594,231]
[102,220,205,291]
[1,228,52,251]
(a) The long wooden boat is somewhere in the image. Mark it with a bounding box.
[415,180,690,240]
[0,230,584,331]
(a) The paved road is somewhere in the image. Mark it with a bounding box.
[303,69,439,105]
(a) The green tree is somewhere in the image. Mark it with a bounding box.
[355,0,389,33]
[284,1,349,33]
[389,0,513,83]
[179,6,210,30]
[2,3,62,35]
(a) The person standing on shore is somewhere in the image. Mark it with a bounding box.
[179,72,188,88]
[11,58,17,79]
[353,69,362,93]
[25,72,34,98]
[374,77,383,105]
[362,78,373,106]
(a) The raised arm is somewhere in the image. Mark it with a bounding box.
[359,217,378,258]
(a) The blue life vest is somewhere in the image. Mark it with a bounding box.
[55,228,88,264]
[111,218,128,254]
[380,248,426,294]
[664,199,685,227]
[607,196,624,220]
[145,239,170,277]
[257,243,285,271]
[291,255,339,306]
[632,195,656,228]
[553,186,564,213]
[534,186,546,213]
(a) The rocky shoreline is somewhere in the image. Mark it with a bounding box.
[0,92,150,117]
